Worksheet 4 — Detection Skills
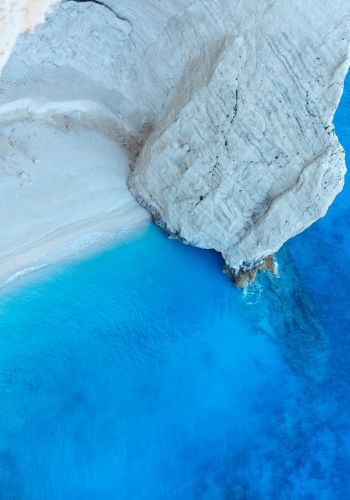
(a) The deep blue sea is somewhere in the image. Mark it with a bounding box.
[1,77,350,500]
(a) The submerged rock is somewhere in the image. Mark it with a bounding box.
[250,246,330,383]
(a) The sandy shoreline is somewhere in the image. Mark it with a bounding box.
[0,1,157,290]
[0,210,149,290]
[0,114,149,289]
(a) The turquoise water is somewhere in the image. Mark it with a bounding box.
[1,78,350,498]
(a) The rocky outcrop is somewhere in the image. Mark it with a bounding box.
[128,1,350,279]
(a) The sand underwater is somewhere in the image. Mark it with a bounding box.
[0,76,350,499]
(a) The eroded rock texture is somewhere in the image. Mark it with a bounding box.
[129,1,350,277]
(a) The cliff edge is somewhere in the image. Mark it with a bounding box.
[129,1,350,284]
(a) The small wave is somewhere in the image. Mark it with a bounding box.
[4,264,48,286]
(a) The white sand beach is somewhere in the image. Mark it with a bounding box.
[0,0,156,287]
[0,101,149,286]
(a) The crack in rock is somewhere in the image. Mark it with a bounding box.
[65,0,131,25]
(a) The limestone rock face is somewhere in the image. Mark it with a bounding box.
[0,0,58,70]
[129,1,350,274]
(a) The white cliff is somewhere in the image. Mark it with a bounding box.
[1,0,350,285]
[129,1,350,285]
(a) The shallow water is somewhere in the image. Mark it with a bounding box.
[0,80,350,499]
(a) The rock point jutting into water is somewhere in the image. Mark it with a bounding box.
[129,1,350,281]
[1,0,350,285]
[225,255,278,289]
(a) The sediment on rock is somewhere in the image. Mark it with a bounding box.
[224,256,278,289]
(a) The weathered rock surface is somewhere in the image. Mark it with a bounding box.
[129,1,350,277]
